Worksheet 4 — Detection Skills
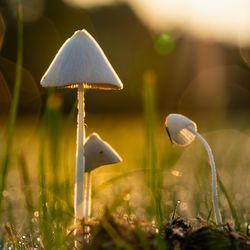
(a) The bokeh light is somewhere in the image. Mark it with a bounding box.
[154,33,174,56]
[63,0,114,8]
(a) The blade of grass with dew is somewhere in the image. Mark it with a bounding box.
[0,1,23,212]
[217,174,241,231]
[38,121,50,247]
[171,200,181,221]
[142,70,163,227]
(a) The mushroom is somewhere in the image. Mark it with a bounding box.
[84,132,122,220]
[40,29,123,222]
[165,113,222,225]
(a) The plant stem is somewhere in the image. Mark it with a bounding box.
[0,2,23,210]
[18,154,34,232]
[74,85,85,221]
[190,129,222,225]
[84,172,92,220]
[217,175,240,230]
[39,124,48,243]
[142,78,163,226]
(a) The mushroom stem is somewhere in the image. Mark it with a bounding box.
[74,85,85,221]
[84,172,92,220]
[189,128,222,225]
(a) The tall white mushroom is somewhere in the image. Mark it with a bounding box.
[165,113,222,225]
[40,30,123,223]
[84,132,122,220]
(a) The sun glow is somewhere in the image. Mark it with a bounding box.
[130,0,250,45]
[63,0,250,45]
[63,0,116,8]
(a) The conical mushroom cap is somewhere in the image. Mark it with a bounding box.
[84,133,122,172]
[41,30,123,90]
[165,113,197,146]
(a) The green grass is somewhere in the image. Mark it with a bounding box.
[142,76,163,227]
[1,113,250,248]
[1,91,250,248]
[0,1,23,213]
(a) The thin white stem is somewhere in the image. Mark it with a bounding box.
[74,85,85,222]
[84,172,92,220]
[189,129,222,225]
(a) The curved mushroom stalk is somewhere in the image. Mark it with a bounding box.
[84,133,122,220]
[165,113,222,225]
[40,29,123,224]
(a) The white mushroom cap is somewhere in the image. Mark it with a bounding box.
[41,29,123,90]
[84,133,122,172]
[165,113,197,146]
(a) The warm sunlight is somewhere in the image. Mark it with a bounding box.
[131,0,250,45]
[63,0,115,9]
[63,0,250,45]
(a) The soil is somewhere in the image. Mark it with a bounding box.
[72,213,250,250]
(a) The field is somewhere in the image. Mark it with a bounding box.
[1,102,250,248]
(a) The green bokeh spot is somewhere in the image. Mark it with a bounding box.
[154,33,175,56]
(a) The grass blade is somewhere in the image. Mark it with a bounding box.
[18,154,34,232]
[0,1,23,211]
[217,174,241,231]
[142,70,163,226]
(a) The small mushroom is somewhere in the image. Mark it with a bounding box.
[165,113,222,225]
[84,132,122,219]
[165,113,197,146]
[40,29,123,222]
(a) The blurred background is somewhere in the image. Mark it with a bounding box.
[1,0,250,117]
[0,0,250,235]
